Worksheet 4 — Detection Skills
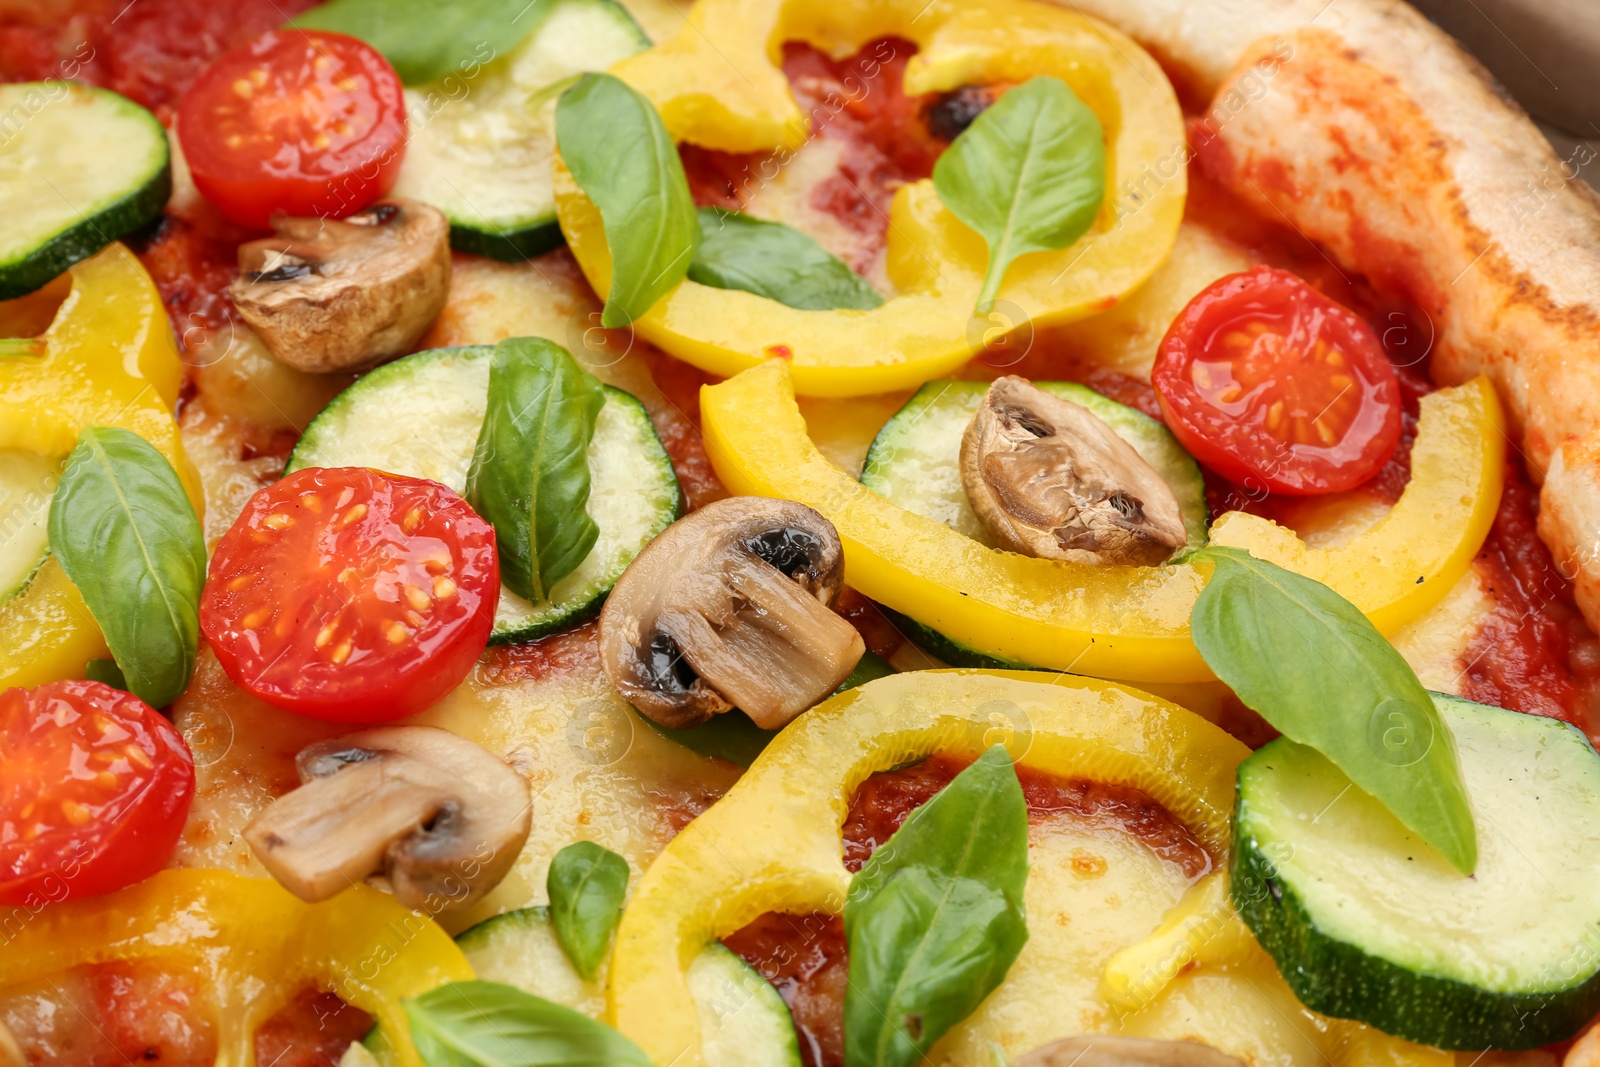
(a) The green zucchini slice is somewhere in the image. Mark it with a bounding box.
[1232,693,1600,1050]
[0,82,170,299]
[286,345,681,643]
[388,0,650,261]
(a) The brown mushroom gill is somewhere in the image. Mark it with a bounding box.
[243,726,530,912]
[1015,1036,1248,1066]
[598,497,865,731]
[228,198,451,374]
[960,376,1188,566]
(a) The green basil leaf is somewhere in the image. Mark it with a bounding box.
[290,0,550,85]
[84,658,127,690]
[546,841,630,981]
[844,745,1028,1067]
[931,76,1107,313]
[556,73,698,328]
[1191,546,1477,874]
[466,337,607,603]
[689,207,884,311]
[48,427,205,709]
[404,980,652,1067]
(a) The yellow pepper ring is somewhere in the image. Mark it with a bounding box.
[554,0,1186,398]
[0,869,472,1067]
[606,669,1248,1065]
[699,361,1505,682]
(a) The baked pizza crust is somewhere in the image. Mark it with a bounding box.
[1060,0,1600,631]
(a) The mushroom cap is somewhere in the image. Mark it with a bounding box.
[597,496,865,731]
[960,376,1188,566]
[243,725,530,913]
[1014,1036,1247,1066]
[228,199,451,374]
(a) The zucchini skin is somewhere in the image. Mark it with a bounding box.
[883,608,1032,671]
[448,218,565,263]
[1231,795,1600,1051]
[0,164,169,300]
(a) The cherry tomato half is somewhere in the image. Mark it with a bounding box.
[1153,266,1403,495]
[0,680,195,906]
[177,29,406,230]
[201,467,499,723]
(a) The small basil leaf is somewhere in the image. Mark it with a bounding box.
[844,745,1028,1067]
[689,208,884,311]
[931,76,1107,313]
[556,73,698,328]
[291,0,551,85]
[404,980,653,1067]
[466,337,607,603]
[84,659,127,690]
[546,841,630,981]
[1192,546,1477,874]
[48,428,205,709]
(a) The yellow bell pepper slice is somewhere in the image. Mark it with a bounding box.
[0,868,471,1067]
[0,244,202,691]
[700,362,1504,682]
[607,669,1247,1065]
[554,0,1185,398]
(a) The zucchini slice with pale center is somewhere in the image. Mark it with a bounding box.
[0,82,169,299]
[0,450,58,606]
[286,345,681,643]
[1233,693,1600,1050]
[388,0,649,261]
[858,379,1207,668]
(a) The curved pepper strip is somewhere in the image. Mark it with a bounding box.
[0,245,202,691]
[0,869,471,1067]
[554,0,1185,398]
[606,669,1247,1065]
[700,362,1505,682]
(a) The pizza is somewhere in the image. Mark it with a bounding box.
[0,0,1598,1064]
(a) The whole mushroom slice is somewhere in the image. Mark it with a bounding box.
[243,725,530,913]
[228,199,451,374]
[598,496,866,731]
[1015,1036,1247,1066]
[961,376,1188,566]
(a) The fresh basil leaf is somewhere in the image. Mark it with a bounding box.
[466,337,607,603]
[404,980,653,1067]
[547,841,630,981]
[291,0,550,85]
[48,428,205,709]
[1191,546,1477,874]
[844,745,1028,1067]
[932,76,1107,313]
[689,207,883,311]
[84,658,127,690]
[556,73,698,328]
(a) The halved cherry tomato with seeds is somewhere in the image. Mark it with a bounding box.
[1153,266,1402,495]
[201,467,499,723]
[0,680,195,906]
[177,29,406,229]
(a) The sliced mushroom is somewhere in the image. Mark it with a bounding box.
[1015,1036,1247,1066]
[598,497,865,731]
[228,199,451,373]
[961,376,1188,566]
[243,725,530,912]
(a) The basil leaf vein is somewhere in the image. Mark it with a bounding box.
[467,337,607,604]
[689,207,884,311]
[1192,545,1477,874]
[404,980,652,1067]
[48,427,206,709]
[556,72,699,328]
[931,76,1107,313]
[547,841,630,981]
[291,0,551,85]
[844,745,1029,1067]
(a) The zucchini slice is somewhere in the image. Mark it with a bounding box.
[286,345,681,643]
[0,82,169,299]
[859,379,1207,669]
[388,0,650,261]
[0,450,58,606]
[1233,693,1600,1050]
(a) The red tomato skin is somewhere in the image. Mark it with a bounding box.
[200,468,499,723]
[177,30,406,230]
[0,681,195,907]
[1153,266,1403,496]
